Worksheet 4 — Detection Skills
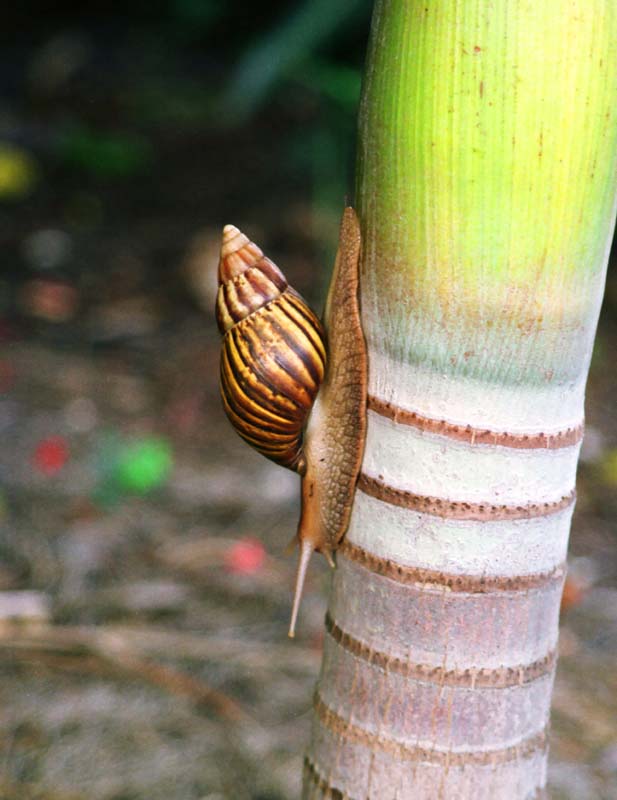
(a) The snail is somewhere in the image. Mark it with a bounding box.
[216,208,367,636]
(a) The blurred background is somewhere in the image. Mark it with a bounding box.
[0,2,616,799]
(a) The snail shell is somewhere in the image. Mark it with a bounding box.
[216,225,326,473]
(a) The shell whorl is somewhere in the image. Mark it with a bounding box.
[216,225,289,333]
[217,225,326,473]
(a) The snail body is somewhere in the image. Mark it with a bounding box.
[217,209,367,636]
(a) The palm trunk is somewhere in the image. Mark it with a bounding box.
[304,1,617,798]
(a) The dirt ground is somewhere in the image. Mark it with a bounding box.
[1,24,617,800]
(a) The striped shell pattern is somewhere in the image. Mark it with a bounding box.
[216,225,326,473]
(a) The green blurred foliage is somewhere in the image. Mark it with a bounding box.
[171,0,223,30]
[2,0,372,234]
[296,59,363,112]
[222,0,370,120]
[56,126,153,177]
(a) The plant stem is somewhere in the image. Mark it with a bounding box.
[305,1,617,797]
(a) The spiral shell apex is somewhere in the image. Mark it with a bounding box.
[217,225,326,473]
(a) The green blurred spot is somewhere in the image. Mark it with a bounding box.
[600,449,617,486]
[57,126,152,177]
[297,60,362,111]
[114,437,173,494]
[0,143,38,198]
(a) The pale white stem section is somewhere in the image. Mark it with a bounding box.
[347,491,573,578]
[369,349,587,434]
[363,409,580,506]
[306,376,574,799]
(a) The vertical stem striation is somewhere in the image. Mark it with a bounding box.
[305,1,617,798]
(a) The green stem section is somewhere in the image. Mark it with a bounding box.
[357,0,617,388]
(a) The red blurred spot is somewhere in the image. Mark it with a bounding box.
[33,436,69,476]
[560,574,586,613]
[224,537,266,575]
[19,279,78,323]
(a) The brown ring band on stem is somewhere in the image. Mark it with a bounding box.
[358,473,576,521]
[368,395,584,449]
[324,613,557,688]
[303,758,548,799]
[303,758,344,799]
[313,692,549,765]
[338,540,566,593]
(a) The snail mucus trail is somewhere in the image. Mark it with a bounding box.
[216,207,367,637]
